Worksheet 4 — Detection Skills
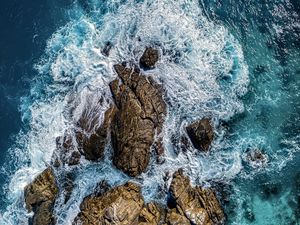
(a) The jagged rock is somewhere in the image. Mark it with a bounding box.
[169,170,225,225]
[76,104,117,161]
[53,134,80,166]
[140,47,159,69]
[166,209,190,225]
[24,167,58,225]
[186,118,214,152]
[73,182,144,225]
[138,203,164,225]
[110,64,166,176]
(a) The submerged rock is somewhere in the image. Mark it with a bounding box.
[73,182,144,225]
[168,170,225,225]
[140,47,159,69]
[24,167,58,225]
[110,64,166,176]
[186,118,214,152]
[246,149,268,168]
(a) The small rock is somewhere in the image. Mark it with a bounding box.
[140,47,159,69]
[246,149,268,168]
[186,118,214,152]
[101,41,112,56]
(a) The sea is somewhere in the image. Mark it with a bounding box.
[0,0,299,224]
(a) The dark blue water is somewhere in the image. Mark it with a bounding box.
[0,0,300,224]
[0,0,72,207]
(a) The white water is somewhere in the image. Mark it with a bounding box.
[1,0,249,224]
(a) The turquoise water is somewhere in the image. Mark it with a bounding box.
[1,0,300,224]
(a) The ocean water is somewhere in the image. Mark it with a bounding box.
[0,0,299,224]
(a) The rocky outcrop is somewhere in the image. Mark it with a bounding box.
[73,170,225,225]
[76,105,116,161]
[53,102,116,167]
[168,170,225,225]
[24,167,58,225]
[74,182,144,225]
[186,118,214,152]
[140,47,159,69]
[110,64,166,176]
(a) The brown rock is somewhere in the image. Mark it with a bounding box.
[74,182,144,225]
[140,47,159,69]
[186,118,214,152]
[76,104,117,161]
[169,170,224,225]
[24,167,58,225]
[138,203,164,225]
[110,64,166,176]
[166,209,190,225]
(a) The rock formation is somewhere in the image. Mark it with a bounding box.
[73,170,224,225]
[110,63,166,176]
[73,182,144,225]
[24,167,58,225]
[25,48,226,225]
[53,101,116,166]
[186,118,214,152]
[168,170,225,225]
[76,104,116,161]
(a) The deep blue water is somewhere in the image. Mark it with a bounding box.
[0,0,299,224]
[0,0,72,207]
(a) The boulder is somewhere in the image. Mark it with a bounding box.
[186,118,214,152]
[110,64,166,176]
[73,182,144,225]
[24,167,58,225]
[140,47,159,69]
[168,170,225,225]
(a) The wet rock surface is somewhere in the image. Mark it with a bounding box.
[24,167,58,225]
[168,170,225,225]
[73,182,144,225]
[186,118,214,152]
[76,103,117,161]
[110,63,166,176]
[138,203,165,225]
[140,47,159,69]
[73,170,224,225]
